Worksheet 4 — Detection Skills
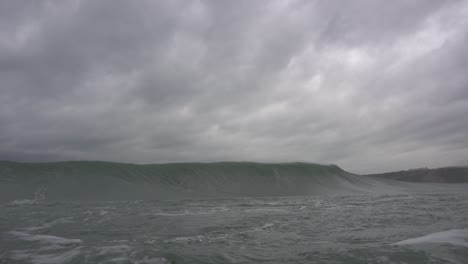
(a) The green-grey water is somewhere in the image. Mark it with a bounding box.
[1,161,467,263]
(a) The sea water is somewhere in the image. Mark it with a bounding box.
[1,192,467,264]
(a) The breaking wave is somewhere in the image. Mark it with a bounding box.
[0,161,401,201]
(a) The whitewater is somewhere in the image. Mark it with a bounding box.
[1,161,467,263]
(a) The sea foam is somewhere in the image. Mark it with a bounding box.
[8,231,82,245]
[9,199,36,206]
[393,229,468,247]
[10,248,82,264]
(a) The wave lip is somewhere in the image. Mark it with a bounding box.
[393,229,468,247]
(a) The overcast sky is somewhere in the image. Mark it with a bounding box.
[1,0,468,173]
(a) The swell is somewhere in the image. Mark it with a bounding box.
[0,161,399,201]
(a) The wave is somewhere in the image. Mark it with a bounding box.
[0,161,403,201]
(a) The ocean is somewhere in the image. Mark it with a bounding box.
[1,161,467,263]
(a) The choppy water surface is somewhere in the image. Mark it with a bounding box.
[1,192,467,264]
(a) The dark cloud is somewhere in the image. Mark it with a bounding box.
[1,0,467,173]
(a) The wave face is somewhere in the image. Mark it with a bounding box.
[0,161,397,201]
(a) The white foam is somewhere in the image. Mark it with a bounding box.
[393,229,468,247]
[99,210,109,216]
[153,207,229,216]
[9,231,82,245]
[10,248,82,264]
[260,223,275,229]
[109,257,130,263]
[9,199,36,206]
[245,208,287,213]
[109,239,129,243]
[135,256,171,264]
[164,235,204,243]
[96,245,131,256]
[153,211,190,216]
[19,217,74,232]
[313,200,322,207]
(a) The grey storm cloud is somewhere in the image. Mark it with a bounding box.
[1,0,468,173]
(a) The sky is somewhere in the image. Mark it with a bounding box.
[1,0,468,174]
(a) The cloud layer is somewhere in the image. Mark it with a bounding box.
[1,0,468,173]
